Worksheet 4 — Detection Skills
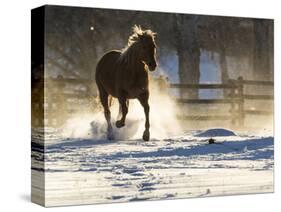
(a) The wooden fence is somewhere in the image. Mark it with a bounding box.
[32,76,273,128]
[170,76,274,127]
[32,77,96,127]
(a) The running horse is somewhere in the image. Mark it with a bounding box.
[95,25,157,141]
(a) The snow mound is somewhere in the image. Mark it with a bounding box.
[195,128,236,137]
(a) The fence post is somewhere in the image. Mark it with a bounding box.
[228,79,236,127]
[237,76,245,127]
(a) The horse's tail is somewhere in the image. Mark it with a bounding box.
[94,93,115,113]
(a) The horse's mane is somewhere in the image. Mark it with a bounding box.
[118,25,156,68]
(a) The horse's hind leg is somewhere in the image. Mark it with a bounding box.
[137,92,150,141]
[116,96,128,128]
[99,88,114,140]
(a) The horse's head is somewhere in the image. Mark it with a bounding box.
[140,32,157,71]
[129,25,157,71]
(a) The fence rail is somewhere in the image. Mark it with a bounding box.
[241,80,274,86]
[176,98,239,104]
[243,94,273,100]
[170,83,236,89]
[177,115,235,121]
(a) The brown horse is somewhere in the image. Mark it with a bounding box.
[95,25,157,141]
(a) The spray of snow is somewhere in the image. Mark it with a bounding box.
[61,75,182,140]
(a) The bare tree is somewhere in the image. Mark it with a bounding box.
[174,14,200,99]
[253,19,273,81]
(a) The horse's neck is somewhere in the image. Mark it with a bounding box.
[122,53,144,73]
[119,43,147,78]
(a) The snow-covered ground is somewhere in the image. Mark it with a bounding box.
[31,128,274,207]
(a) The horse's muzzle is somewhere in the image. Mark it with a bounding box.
[148,62,157,71]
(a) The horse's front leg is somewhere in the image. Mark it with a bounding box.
[137,92,150,141]
[116,96,128,128]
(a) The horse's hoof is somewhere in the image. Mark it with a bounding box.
[107,131,114,140]
[142,131,150,141]
[116,120,125,128]
[107,134,114,140]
